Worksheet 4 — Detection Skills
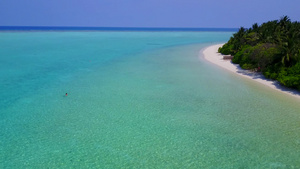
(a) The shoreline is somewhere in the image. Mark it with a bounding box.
[202,44,300,99]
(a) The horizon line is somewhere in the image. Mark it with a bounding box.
[0,26,238,32]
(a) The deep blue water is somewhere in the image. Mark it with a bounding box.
[0,26,238,32]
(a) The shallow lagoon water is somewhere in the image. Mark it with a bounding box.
[0,31,300,168]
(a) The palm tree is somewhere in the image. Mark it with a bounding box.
[231,27,246,53]
[277,17,300,66]
[252,23,259,33]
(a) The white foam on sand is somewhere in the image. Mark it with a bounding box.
[202,44,300,99]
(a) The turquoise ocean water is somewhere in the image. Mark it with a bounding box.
[0,31,300,168]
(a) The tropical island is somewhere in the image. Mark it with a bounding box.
[218,16,300,90]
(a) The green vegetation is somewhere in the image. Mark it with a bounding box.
[219,16,300,90]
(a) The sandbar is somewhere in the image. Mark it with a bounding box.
[202,44,300,99]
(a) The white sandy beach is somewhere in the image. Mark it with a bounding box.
[202,44,300,99]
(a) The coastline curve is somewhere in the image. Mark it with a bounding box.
[201,44,300,99]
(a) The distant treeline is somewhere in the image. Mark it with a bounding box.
[219,16,300,90]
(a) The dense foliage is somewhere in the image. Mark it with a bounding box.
[219,16,300,90]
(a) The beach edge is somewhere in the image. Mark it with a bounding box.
[201,44,300,99]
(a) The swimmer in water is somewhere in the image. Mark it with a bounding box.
[65,93,68,96]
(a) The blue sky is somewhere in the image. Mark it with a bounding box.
[0,0,299,28]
